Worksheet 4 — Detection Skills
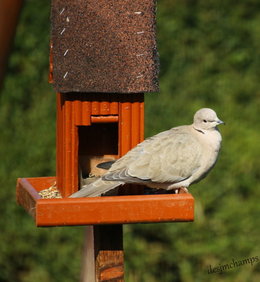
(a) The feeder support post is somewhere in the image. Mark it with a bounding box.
[82,225,124,282]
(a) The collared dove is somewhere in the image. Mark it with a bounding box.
[70,108,224,197]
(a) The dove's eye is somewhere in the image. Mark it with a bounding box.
[203,119,207,123]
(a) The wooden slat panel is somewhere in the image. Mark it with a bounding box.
[119,98,132,156]
[100,101,110,115]
[131,94,144,147]
[71,118,78,196]
[56,93,63,190]
[74,95,82,125]
[81,99,91,125]
[139,100,145,141]
[109,99,119,115]
[131,101,140,147]
[91,100,100,115]
[119,94,144,156]
[64,96,73,196]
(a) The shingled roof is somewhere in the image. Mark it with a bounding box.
[51,0,159,93]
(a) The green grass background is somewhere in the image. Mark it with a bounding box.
[0,0,259,281]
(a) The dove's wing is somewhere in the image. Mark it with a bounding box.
[103,126,203,184]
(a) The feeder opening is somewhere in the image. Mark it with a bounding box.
[78,123,118,185]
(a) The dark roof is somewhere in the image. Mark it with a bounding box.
[51,0,159,93]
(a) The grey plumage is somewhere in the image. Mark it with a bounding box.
[70,108,224,198]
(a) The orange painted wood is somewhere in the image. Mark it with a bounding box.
[119,99,131,156]
[100,101,110,115]
[94,225,124,281]
[91,100,100,115]
[16,177,55,218]
[56,93,63,190]
[56,93,144,197]
[20,176,56,192]
[118,94,144,156]
[109,100,119,115]
[74,98,82,125]
[131,95,144,147]
[16,177,194,227]
[16,178,38,218]
[64,96,74,195]
[81,99,91,125]
[91,116,118,123]
[139,99,145,141]
[81,225,124,282]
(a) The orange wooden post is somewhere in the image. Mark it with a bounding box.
[81,225,124,282]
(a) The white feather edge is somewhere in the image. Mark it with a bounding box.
[69,178,124,198]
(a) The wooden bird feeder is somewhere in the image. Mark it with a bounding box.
[16,0,194,280]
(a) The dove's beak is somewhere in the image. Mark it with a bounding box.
[217,119,225,125]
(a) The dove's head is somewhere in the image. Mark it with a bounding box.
[193,108,224,130]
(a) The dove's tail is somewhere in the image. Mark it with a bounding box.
[69,178,123,198]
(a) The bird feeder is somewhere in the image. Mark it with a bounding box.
[16,0,194,280]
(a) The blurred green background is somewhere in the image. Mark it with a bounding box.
[0,0,259,281]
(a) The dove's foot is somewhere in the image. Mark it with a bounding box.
[175,187,189,194]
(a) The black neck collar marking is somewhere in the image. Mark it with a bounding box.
[194,127,205,134]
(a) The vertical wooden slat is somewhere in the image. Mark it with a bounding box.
[110,94,119,115]
[139,98,145,142]
[119,94,144,156]
[64,95,72,196]
[56,93,60,189]
[74,94,82,125]
[92,100,100,115]
[131,100,140,147]
[82,96,91,125]
[71,98,78,196]
[119,97,132,156]
[56,93,63,191]
[62,94,66,192]
[100,101,110,115]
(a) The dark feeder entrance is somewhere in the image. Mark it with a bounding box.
[78,123,118,180]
